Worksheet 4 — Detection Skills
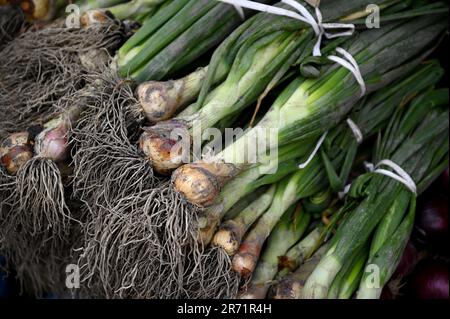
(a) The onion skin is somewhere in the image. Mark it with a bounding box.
[173,163,239,207]
[410,259,449,299]
[139,121,189,175]
[81,9,114,28]
[238,284,268,299]
[232,234,265,277]
[0,132,34,175]
[212,220,243,256]
[34,118,69,162]
[415,194,448,249]
[139,133,181,174]
[137,81,183,123]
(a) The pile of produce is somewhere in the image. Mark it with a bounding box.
[0,0,448,300]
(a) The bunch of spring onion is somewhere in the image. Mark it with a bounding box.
[71,0,273,207]
[212,62,444,299]
[76,0,168,23]
[71,0,421,299]
[0,1,267,298]
[165,11,448,298]
[301,88,449,299]
[76,5,448,299]
[138,0,405,174]
[175,11,447,228]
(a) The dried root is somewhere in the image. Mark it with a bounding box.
[14,157,72,236]
[0,157,84,297]
[0,16,124,138]
[71,69,154,208]
[188,246,240,299]
[77,181,196,299]
[0,5,24,49]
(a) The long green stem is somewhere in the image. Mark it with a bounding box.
[338,249,368,299]
[273,244,329,299]
[239,205,311,298]
[105,0,166,20]
[303,89,449,299]
[357,197,416,299]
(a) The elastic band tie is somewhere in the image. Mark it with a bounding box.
[232,4,245,19]
[218,0,355,56]
[328,47,367,97]
[338,184,352,199]
[346,118,363,144]
[373,159,417,195]
[341,160,416,199]
[364,161,375,172]
[299,131,328,169]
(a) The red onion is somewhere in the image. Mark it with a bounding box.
[394,241,420,279]
[415,194,448,250]
[380,286,394,300]
[441,166,449,193]
[410,259,449,299]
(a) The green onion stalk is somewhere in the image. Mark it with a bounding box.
[77,0,168,22]
[273,243,329,299]
[327,242,369,299]
[217,61,444,298]
[237,203,311,299]
[270,200,356,298]
[0,11,124,140]
[0,83,112,297]
[303,89,449,299]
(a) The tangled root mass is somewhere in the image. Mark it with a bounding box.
[0,17,124,139]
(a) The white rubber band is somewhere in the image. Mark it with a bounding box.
[338,183,352,199]
[374,159,417,195]
[328,47,367,97]
[346,118,363,144]
[299,131,328,169]
[341,159,416,200]
[364,161,375,172]
[232,4,245,19]
[218,0,354,56]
